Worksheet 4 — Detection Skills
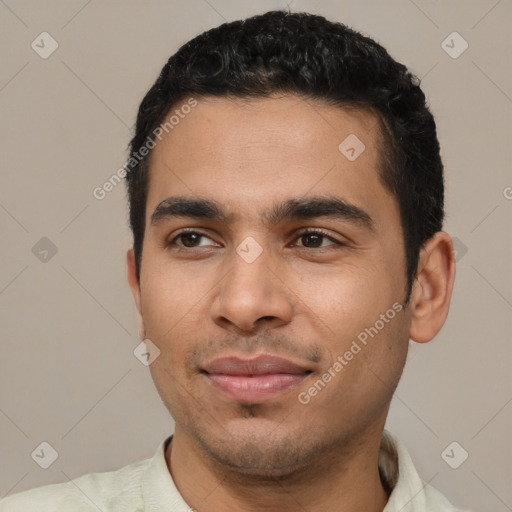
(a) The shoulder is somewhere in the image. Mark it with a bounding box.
[0,457,149,512]
[423,484,472,512]
[381,430,471,512]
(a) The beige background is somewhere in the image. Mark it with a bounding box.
[0,1,511,510]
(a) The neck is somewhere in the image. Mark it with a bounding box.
[166,424,390,512]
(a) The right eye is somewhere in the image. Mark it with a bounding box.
[167,230,220,249]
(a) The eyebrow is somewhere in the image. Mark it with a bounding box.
[150,195,374,231]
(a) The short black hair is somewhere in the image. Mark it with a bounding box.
[126,9,444,303]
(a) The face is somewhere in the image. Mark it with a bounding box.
[128,95,414,476]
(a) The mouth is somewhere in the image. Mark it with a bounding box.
[201,354,312,403]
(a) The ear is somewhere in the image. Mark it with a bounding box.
[127,247,146,340]
[408,231,456,343]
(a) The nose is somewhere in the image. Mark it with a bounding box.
[210,245,294,334]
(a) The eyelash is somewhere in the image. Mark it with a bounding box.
[167,228,345,251]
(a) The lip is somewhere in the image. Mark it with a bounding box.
[202,354,311,402]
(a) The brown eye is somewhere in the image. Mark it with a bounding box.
[168,230,217,249]
[300,233,324,248]
[179,232,203,247]
[295,229,340,249]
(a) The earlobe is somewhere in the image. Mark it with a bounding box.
[409,232,456,344]
[126,248,146,340]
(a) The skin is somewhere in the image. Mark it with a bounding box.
[127,94,456,512]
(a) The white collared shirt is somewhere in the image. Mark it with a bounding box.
[0,430,469,511]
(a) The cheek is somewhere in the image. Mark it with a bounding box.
[139,263,210,337]
[289,260,406,365]
[139,262,214,376]
[289,260,386,323]
[311,310,409,424]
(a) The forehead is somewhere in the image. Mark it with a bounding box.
[146,95,396,228]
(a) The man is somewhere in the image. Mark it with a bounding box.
[1,9,467,512]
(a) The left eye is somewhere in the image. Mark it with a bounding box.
[293,230,340,249]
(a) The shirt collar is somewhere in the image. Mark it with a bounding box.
[141,429,448,511]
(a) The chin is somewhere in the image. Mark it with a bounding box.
[193,425,325,479]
